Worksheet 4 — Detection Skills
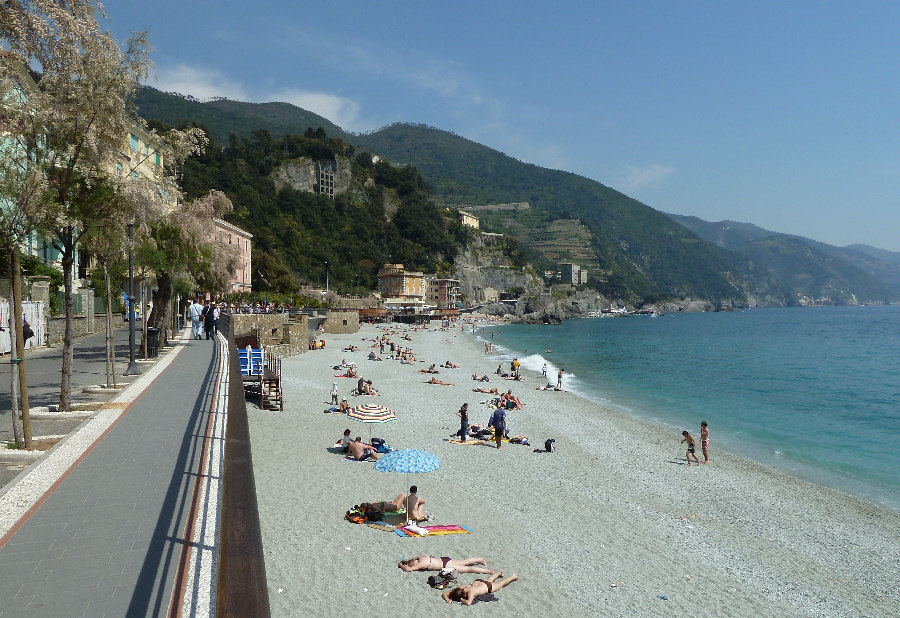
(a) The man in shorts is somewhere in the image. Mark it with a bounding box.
[681,430,700,466]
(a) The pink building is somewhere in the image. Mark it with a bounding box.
[213,218,253,293]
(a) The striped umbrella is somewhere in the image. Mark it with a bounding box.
[349,402,395,440]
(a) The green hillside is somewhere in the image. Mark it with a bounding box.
[668,213,900,298]
[134,86,351,145]
[356,123,750,303]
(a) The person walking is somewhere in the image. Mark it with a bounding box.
[203,301,215,340]
[456,403,469,442]
[188,298,203,339]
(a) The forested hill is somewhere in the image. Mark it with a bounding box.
[355,124,754,304]
[135,86,351,145]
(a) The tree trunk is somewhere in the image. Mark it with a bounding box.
[12,251,31,448]
[7,248,23,448]
[59,241,75,412]
[154,271,172,344]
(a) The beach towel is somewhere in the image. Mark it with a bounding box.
[448,439,486,445]
[393,524,472,537]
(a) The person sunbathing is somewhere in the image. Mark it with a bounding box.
[348,437,380,461]
[363,380,379,395]
[359,493,406,514]
[417,364,439,374]
[367,352,383,361]
[442,571,519,605]
[442,361,460,368]
[343,367,358,378]
[473,386,499,394]
[338,398,351,414]
[399,556,492,574]
[426,377,455,386]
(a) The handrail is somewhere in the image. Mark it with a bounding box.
[215,313,271,616]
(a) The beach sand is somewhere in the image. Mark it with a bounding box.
[248,322,900,617]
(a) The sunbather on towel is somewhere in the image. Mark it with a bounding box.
[359,493,406,513]
[442,571,519,605]
[399,556,492,574]
[348,437,380,461]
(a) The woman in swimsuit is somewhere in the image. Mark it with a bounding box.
[398,556,492,574]
[442,571,518,605]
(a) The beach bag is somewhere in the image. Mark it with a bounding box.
[371,437,392,453]
[545,438,556,453]
[345,505,367,524]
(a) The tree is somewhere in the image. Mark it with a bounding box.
[1,1,206,410]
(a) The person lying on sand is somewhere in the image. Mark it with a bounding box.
[426,377,455,386]
[399,556,492,574]
[442,571,519,605]
[417,364,439,374]
[367,352,382,361]
[348,437,380,461]
[473,386,499,394]
[442,361,460,368]
[359,493,407,513]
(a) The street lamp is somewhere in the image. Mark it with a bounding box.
[325,261,329,294]
[124,222,141,376]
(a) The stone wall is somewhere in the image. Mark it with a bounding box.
[322,309,359,334]
[231,313,308,358]
[271,156,352,195]
[47,315,91,343]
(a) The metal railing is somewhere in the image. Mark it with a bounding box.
[215,313,271,617]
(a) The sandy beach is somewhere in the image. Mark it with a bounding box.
[248,322,900,617]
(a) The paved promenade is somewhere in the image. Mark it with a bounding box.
[0,329,228,617]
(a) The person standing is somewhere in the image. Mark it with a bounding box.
[700,421,710,464]
[456,403,469,442]
[188,299,203,339]
[212,302,220,337]
[488,407,507,450]
[331,382,340,405]
[557,368,564,388]
[511,358,520,378]
[541,363,547,378]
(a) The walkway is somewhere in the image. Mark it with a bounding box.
[0,329,229,617]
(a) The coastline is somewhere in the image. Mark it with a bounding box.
[248,322,899,616]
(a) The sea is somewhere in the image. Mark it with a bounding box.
[474,305,900,511]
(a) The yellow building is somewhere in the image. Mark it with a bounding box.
[377,264,425,300]
[459,210,479,229]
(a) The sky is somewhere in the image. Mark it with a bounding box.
[99,0,900,251]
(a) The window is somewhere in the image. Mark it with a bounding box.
[130,134,138,151]
[155,152,161,167]
[131,171,138,180]
[116,162,123,176]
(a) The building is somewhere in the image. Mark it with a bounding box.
[559,263,588,285]
[377,264,424,300]
[211,218,253,293]
[424,276,461,308]
[458,210,479,229]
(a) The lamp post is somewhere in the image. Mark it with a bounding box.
[124,222,141,376]
[325,261,329,294]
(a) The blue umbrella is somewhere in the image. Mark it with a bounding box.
[375,449,441,474]
[375,449,441,520]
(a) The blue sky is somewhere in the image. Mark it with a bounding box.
[101,1,900,251]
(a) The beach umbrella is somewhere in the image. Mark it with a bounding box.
[375,449,441,518]
[349,402,395,439]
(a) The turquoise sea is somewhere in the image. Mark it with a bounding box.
[477,305,900,511]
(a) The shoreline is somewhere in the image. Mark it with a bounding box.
[249,322,899,616]
[479,315,900,514]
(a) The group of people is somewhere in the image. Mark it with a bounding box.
[398,555,518,604]
[681,421,710,465]
[187,298,220,341]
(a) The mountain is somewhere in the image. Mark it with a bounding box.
[668,213,900,299]
[355,123,762,304]
[134,86,351,145]
[132,88,898,306]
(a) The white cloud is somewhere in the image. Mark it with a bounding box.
[612,163,675,190]
[150,64,248,101]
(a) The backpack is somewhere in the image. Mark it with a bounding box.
[545,438,556,453]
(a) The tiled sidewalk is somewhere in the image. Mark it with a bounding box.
[0,333,225,617]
